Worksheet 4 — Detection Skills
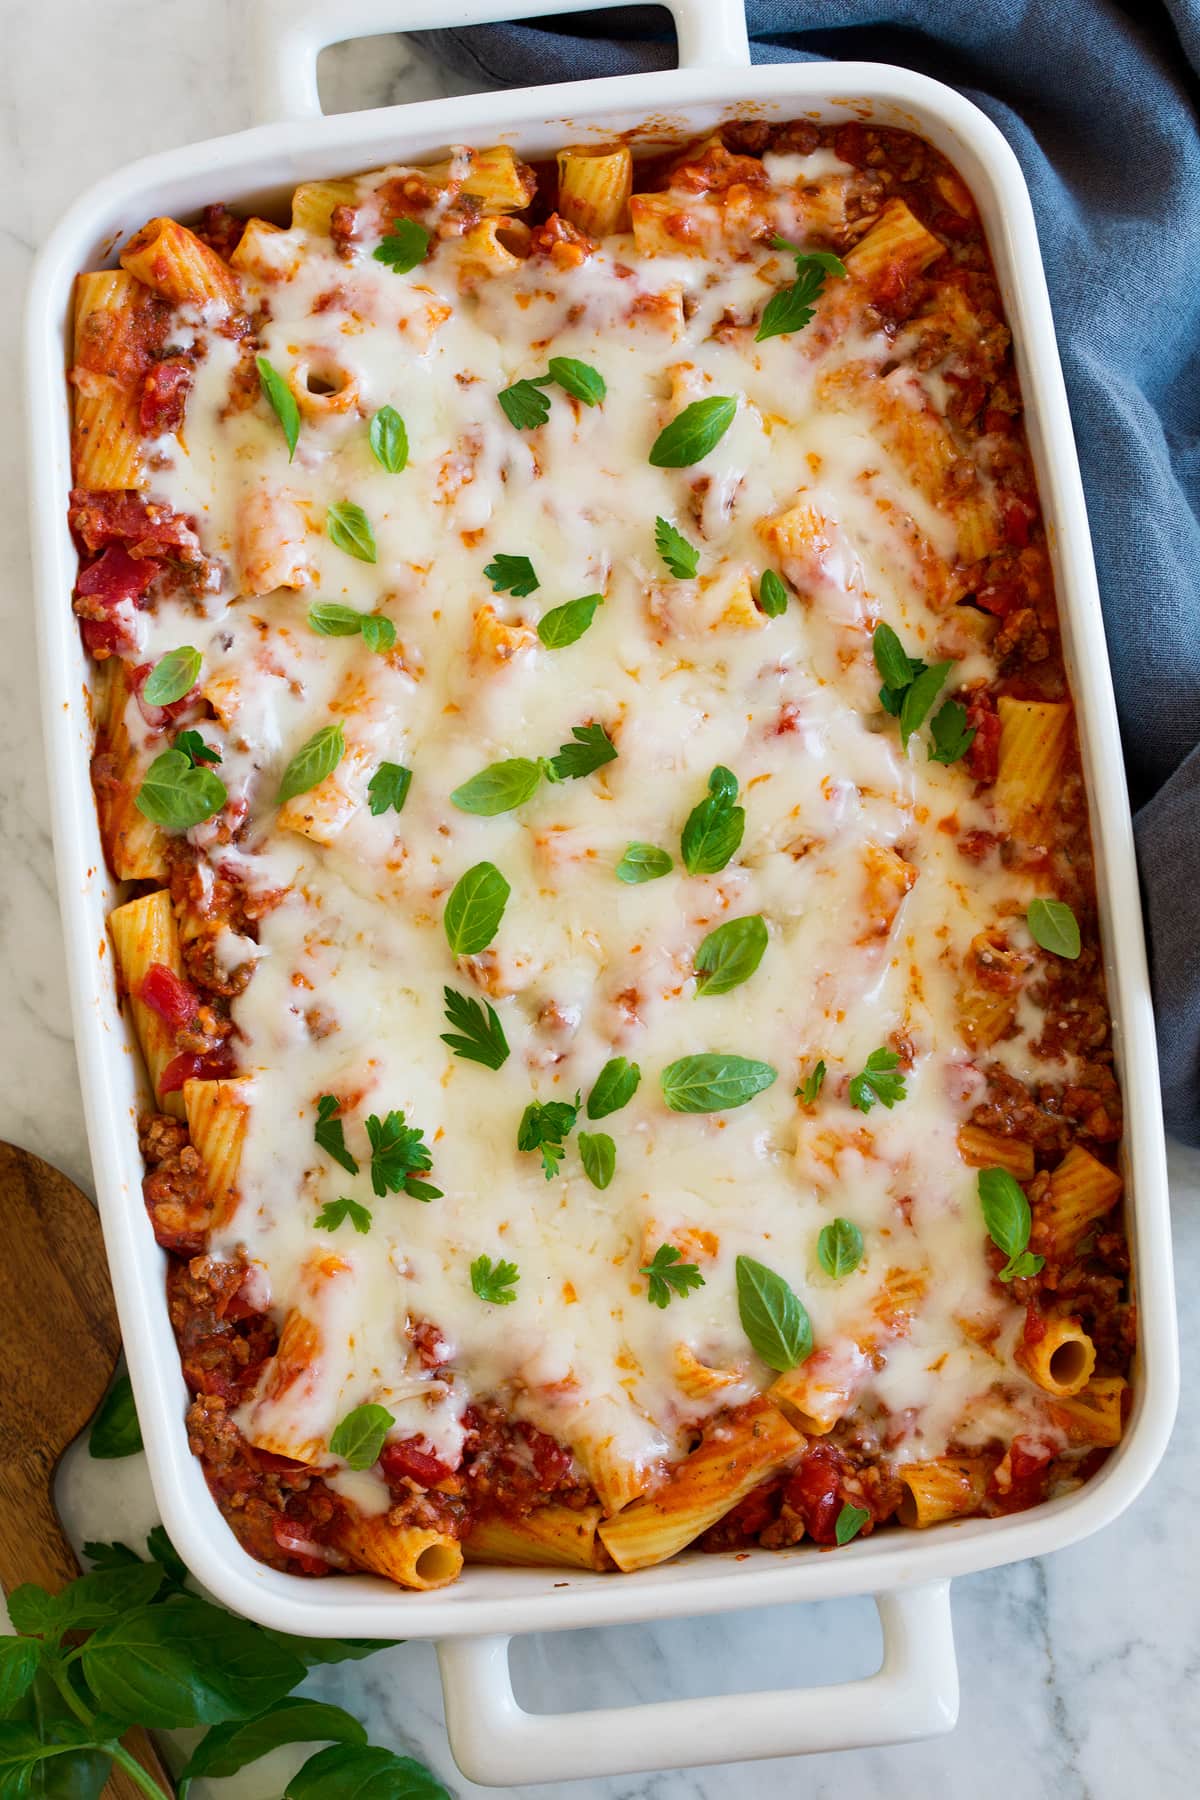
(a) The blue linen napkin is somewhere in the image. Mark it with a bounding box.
[416,2,1200,1144]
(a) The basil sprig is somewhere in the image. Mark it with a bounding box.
[444,861,510,956]
[255,354,300,459]
[88,1374,143,1459]
[278,723,345,803]
[694,914,768,997]
[660,1053,777,1113]
[142,645,201,706]
[872,623,955,750]
[136,743,227,829]
[0,1530,438,1800]
[308,601,395,652]
[1027,897,1081,960]
[979,1167,1045,1282]
[681,765,745,874]
[649,395,737,468]
[735,1254,813,1370]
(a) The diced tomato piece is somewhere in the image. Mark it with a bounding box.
[137,961,199,1029]
[1022,1302,1048,1347]
[159,1043,236,1094]
[380,1436,455,1488]
[68,488,202,562]
[783,1444,846,1545]
[518,1420,575,1490]
[965,693,1002,784]
[75,544,156,608]
[139,358,193,436]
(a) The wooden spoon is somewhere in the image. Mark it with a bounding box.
[0,1141,174,1798]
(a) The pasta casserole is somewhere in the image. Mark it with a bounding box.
[69,119,1131,1590]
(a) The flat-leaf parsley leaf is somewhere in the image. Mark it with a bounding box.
[848,1047,907,1114]
[471,1254,519,1305]
[641,1243,705,1308]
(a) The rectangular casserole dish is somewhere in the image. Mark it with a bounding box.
[25,0,1179,1784]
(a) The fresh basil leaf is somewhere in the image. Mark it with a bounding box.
[315,1094,358,1177]
[287,1744,451,1799]
[547,356,606,405]
[135,748,226,830]
[979,1167,1033,1263]
[616,842,673,884]
[470,1254,519,1306]
[142,646,201,706]
[735,1254,812,1371]
[0,1641,40,1715]
[757,570,789,617]
[498,379,552,430]
[440,987,509,1070]
[694,914,768,997]
[1000,1249,1046,1282]
[537,593,603,648]
[255,354,300,460]
[835,1502,870,1546]
[817,1217,864,1280]
[451,758,544,815]
[654,515,699,579]
[374,218,431,273]
[484,553,539,599]
[326,501,377,564]
[81,1541,142,1574]
[640,1243,705,1308]
[1027,897,1081,960]
[49,1565,164,1635]
[928,698,977,765]
[649,395,737,468]
[368,762,412,817]
[261,1634,397,1668]
[180,1698,367,1784]
[81,1597,306,1729]
[2,1668,112,1799]
[0,1720,103,1786]
[330,1403,395,1471]
[314,1196,372,1235]
[174,729,221,767]
[5,1587,60,1639]
[548,722,617,781]
[681,765,745,875]
[444,861,510,956]
[144,1526,189,1593]
[660,1053,777,1114]
[771,239,849,278]
[369,405,408,473]
[578,1131,615,1190]
[796,1060,826,1105]
[307,601,364,637]
[361,614,396,654]
[872,623,913,693]
[88,1374,142,1460]
[586,1056,641,1120]
[899,660,952,747]
[278,723,345,803]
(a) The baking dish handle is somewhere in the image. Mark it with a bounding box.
[253,0,751,125]
[436,1579,958,1786]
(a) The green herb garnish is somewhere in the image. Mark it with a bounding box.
[484,553,539,597]
[616,842,674,883]
[649,395,737,467]
[314,1094,358,1176]
[1027,897,1081,960]
[848,1047,907,1114]
[641,1243,705,1308]
[365,1109,441,1200]
[756,241,847,343]
[444,861,511,956]
[681,765,745,875]
[373,217,431,273]
[654,515,700,578]
[367,761,412,816]
[537,593,603,648]
[325,501,377,564]
[330,1403,394,1470]
[255,354,300,459]
[277,723,345,803]
[440,986,509,1070]
[142,646,201,706]
[735,1254,812,1370]
[660,1053,777,1114]
[314,1197,372,1235]
[578,1131,616,1190]
[979,1166,1045,1282]
[470,1254,520,1305]
[694,914,768,997]
[517,1091,581,1179]
[368,404,408,472]
[817,1218,864,1280]
[586,1056,641,1120]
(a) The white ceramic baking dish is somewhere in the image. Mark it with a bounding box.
[26,0,1180,1784]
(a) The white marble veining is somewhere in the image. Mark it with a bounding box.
[5,7,1200,1796]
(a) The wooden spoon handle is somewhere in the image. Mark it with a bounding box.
[111,1729,175,1799]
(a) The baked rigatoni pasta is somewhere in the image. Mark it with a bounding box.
[68,119,1130,1590]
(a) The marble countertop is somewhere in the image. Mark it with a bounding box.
[6,6,1199,1794]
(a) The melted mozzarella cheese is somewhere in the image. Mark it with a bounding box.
[136,157,1074,1493]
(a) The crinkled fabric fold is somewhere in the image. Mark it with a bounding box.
[415,2,1200,1142]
